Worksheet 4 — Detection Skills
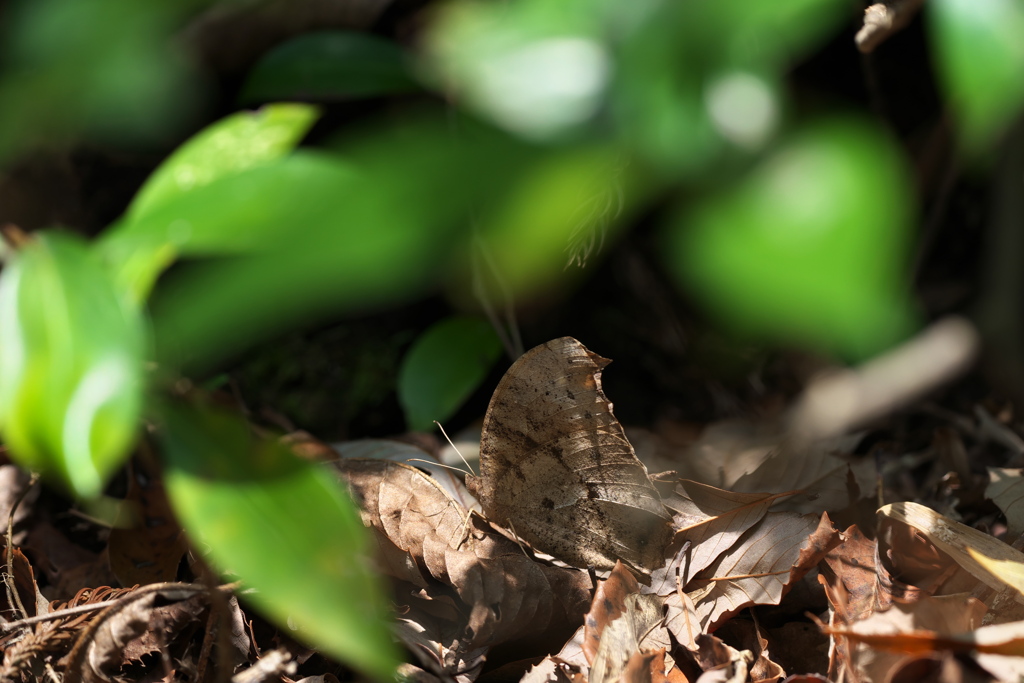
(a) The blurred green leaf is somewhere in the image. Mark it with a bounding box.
[928,0,1024,150]
[241,31,419,105]
[158,399,398,680]
[398,316,502,431]
[667,118,918,360]
[128,104,321,221]
[0,232,145,497]
[611,0,843,172]
[105,153,355,259]
[470,145,639,303]
[425,0,613,141]
[99,104,321,304]
[147,116,536,372]
[0,0,200,161]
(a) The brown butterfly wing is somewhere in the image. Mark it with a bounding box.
[467,337,671,571]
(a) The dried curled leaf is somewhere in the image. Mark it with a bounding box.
[583,562,670,683]
[338,458,591,648]
[657,478,787,583]
[878,501,1024,603]
[687,512,839,631]
[986,467,1024,538]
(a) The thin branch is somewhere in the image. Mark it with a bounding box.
[856,0,927,53]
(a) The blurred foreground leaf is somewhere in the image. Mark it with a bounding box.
[128,103,321,221]
[146,116,535,372]
[241,32,418,104]
[667,118,917,360]
[928,0,1024,150]
[470,145,637,303]
[0,0,199,161]
[159,399,399,680]
[398,316,502,431]
[0,232,145,497]
[102,104,321,303]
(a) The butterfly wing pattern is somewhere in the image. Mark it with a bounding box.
[466,337,672,573]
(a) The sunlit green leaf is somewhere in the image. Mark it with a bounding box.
[0,232,145,497]
[241,32,419,104]
[147,115,536,372]
[128,103,321,220]
[97,104,321,305]
[666,118,918,360]
[928,0,1024,150]
[158,399,398,680]
[398,316,502,431]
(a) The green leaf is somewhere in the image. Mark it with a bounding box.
[108,152,355,258]
[666,118,918,360]
[145,115,537,373]
[0,0,200,162]
[99,104,321,304]
[0,232,145,497]
[424,0,613,140]
[158,399,399,680]
[928,0,1024,150]
[127,103,321,221]
[241,31,419,105]
[467,145,643,305]
[398,316,502,431]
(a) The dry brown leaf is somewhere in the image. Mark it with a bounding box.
[579,562,673,683]
[648,549,701,652]
[585,562,641,664]
[621,649,673,683]
[589,594,667,683]
[687,513,838,631]
[656,479,786,584]
[671,421,869,518]
[395,609,488,683]
[693,634,754,683]
[713,618,785,683]
[521,657,577,683]
[555,624,590,672]
[108,454,187,587]
[820,525,882,622]
[62,584,204,683]
[986,467,1024,538]
[0,546,46,620]
[335,439,478,510]
[467,337,673,573]
[878,502,1024,607]
[0,465,36,544]
[886,651,997,683]
[730,445,873,516]
[339,458,591,648]
[822,594,987,683]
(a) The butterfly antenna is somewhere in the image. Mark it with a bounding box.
[434,421,475,476]
[404,458,474,478]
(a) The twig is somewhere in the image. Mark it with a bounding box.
[61,581,241,683]
[1,599,119,633]
[4,473,38,623]
[231,649,295,683]
[856,0,927,53]
[786,316,979,445]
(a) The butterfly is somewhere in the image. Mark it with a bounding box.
[466,337,672,573]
